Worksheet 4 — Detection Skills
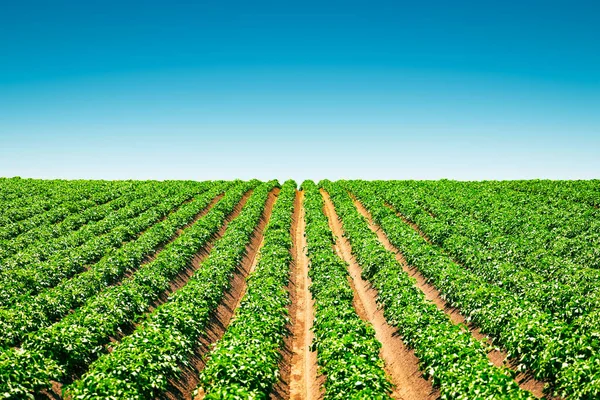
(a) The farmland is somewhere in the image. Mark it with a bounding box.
[0,178,599,399]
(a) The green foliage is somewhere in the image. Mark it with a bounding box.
[0,182,229,347]
[1,178,600,399]
[66,181,277,399]
[0,348,63,398]
[323,180,534,399]
[0,180,259,398]
[345,180,600,398]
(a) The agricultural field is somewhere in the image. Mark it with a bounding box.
[0,177,599,399]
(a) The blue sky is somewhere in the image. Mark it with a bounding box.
[1,0,599,180]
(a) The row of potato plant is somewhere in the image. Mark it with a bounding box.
[0,178,60,217]
[322,180,534,399]
[198,179,296,397]
[0,179,129,228]
[0,182,147,263]
[0,182,229,347]
[381,181,596,324]
[379,181,600,399]
[346,181,599,399]
[302,180,392,399]
[508,179,600,208]
[378,182,600,369]
[67,181,277,399]
[0,180,257,399]
[408,180,600,287]
[0,181,187,267]
[0,180,98,227]
[0,180,131,241]
[0,182,210,307]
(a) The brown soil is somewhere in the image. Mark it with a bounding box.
[276,190,323,400]
[164,188,279,400]
[355,196,547,398]
[37,383,63,400]
[321,189,437,400]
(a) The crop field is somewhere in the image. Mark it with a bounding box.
[1,178,599,400]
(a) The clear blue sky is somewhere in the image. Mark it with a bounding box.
[1,0,599,180]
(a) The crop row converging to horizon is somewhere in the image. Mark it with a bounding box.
[0,177,599,399]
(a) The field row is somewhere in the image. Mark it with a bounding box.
[0,178,598,399]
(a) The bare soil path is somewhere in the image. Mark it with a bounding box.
[278,190,322,400]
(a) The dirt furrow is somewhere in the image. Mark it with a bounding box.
[275,190,322,400]
[354,196,546,397]
[321,189,436,400]
[166,188,279,400]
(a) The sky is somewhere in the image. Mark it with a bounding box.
[0,0,599,180]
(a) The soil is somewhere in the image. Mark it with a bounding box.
[278,190,323,400]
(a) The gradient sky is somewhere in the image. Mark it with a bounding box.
[1,0,599,180]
